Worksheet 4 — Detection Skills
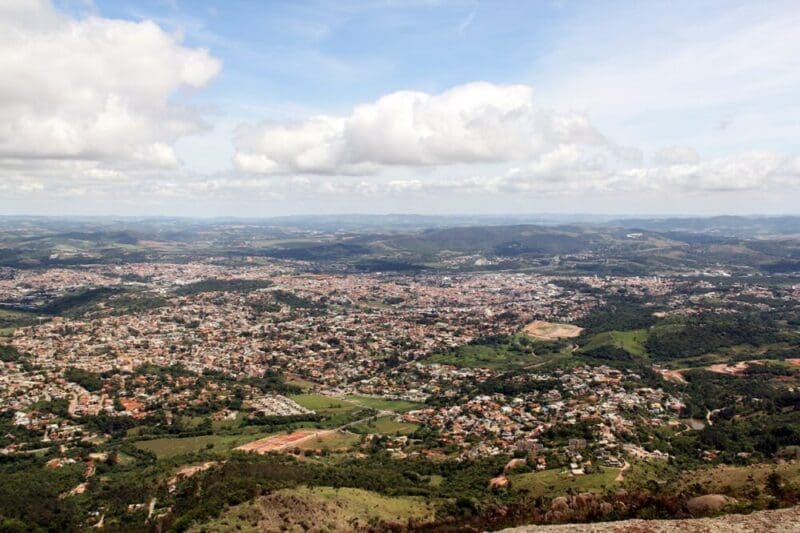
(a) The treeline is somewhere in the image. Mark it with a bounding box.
[681,368,799,414]
[201,368,302,396]
[64,366,103,392]
[578,344,636,361]
[35,286,121,317]
[174,278,273,296]
[694,410,800,459]
[477,373,561,396]
[165,453,508,531]
[247,413,321,426]
[645,313,782,360]
[0,458,84,531]
[577,297,658,334]
[0,309,39,329]
[0,345,23,363]
[271,289,320,309]
[108,293,168,314]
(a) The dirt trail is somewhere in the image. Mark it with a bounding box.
[614,461,630,482]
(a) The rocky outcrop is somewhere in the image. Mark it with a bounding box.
[542,493,620,524]
[685,494,737,515]
[497,504,800,532]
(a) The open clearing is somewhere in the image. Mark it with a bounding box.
[510,467,620,497]
[289,393,367,426]
[674,462,800,495]
[169,461,219,485]
[424,333,571,370]
[346,395,422,413]
[290,393,359,414]
[190,485,436,532]
[706,360,764,375]
[296,430,360,451]
[351,415,419,435]
[582,329,649,356]
[236,429,337,454]
[523,320,583,341]
[658,368,688,384]
[134,433,273,459]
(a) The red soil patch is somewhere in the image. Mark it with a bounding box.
[236,430,331,454]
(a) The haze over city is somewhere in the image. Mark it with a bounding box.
[2,0,799,216]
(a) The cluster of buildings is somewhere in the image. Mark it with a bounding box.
[246,394,311,417]
[0,262,767,461]
[399,365,684,463]
[5,265,599,394]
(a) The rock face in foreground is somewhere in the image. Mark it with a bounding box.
[498,505,800,532]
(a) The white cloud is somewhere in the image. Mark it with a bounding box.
[234,82,607,175]
[0,0,221,168]
[231,75,800,199]
[628,151,800,192]
[653,146,701,165]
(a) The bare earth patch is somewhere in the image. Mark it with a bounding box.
[169,461,218,485]
[658,368,687,384]
[523,320,583,341]
[235,430,331,454]
[706,360,764,376]
[685,494,738,514]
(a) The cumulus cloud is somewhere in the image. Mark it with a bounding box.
[0,0,221,168]
[627,151,800,192]
[482,150,800,194]
[231,74,800,198]
[653,146,701,165]
[234,82,607,175]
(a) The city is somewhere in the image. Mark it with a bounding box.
[3,0,800,530]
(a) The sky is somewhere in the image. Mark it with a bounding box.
[1,0,799,217]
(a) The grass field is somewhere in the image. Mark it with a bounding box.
[351,416,419,435]
[428,344,532,369]
[426,335,560,370]
[582,329,649,357]
[428,474,444,487]
[296,430,361,451]
[620,460,680,492]
[290,393,367,427]
[346,396,422,413]
[674,462,800,496]
[0,308,39,331]
[126,413,249,437]
[285,375,317,391]
[133,432,273,459]
[192,485,437,532]
[510,467,621,497]
[291,394,358,412]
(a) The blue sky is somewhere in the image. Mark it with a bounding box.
[2,0,799,216]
